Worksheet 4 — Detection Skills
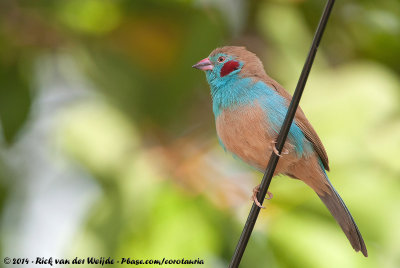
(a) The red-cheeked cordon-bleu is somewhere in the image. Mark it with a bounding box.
[193,46,367,257]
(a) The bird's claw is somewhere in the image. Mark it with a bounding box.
[251,185,273,208]
[251,191,265,209]
[270,140,289,157]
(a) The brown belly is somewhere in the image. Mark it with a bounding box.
[215,104,297,173]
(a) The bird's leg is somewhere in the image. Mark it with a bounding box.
[270,139,289,157]
[251,184,273,209]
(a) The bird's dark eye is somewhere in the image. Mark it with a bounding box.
[218,56,225,63]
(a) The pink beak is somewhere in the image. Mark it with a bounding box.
[192,57,213,71]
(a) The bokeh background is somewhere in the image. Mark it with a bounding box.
[1,0,400,267]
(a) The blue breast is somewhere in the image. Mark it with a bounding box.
[209,76,312,158]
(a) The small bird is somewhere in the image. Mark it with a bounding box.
[192,46,367,257]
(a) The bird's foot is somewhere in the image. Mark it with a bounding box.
[251,184,273,209]
[270,140,289,157]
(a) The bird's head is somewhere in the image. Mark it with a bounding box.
[192,46,266,86]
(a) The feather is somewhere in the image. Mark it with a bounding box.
[263,77,330,171]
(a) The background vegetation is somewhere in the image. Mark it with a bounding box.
[1,0,399,267]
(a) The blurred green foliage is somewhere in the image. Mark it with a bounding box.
[0,0,400,267]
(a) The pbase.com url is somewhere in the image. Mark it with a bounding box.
[120,258,204,265]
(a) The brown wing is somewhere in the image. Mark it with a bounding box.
[263,77,330,171]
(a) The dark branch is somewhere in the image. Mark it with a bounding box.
[229,0,336,267]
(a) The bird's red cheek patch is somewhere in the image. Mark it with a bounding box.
[220,60,240,77]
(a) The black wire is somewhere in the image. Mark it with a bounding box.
[228,0,336,267]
